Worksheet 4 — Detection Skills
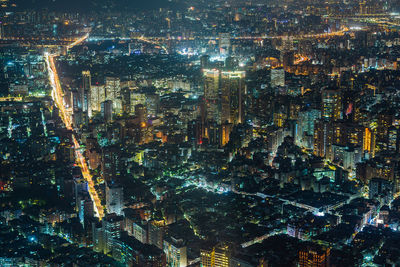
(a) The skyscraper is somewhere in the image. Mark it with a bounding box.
[90,85,105,115]
[105,77,121,101]
[220,71,246,125]
[82,70,91,114]
[106,182,124,216]
[321,88,342,121]
[203,69,221,125]
[270,68,285,88]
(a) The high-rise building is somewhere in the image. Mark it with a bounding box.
[164,237,187,267]
[106,182,124,216]
[297,109,321,148]
[369,178,393,205]
[101,100,113,123]
[105,77,120,101]
[102,214,124,254]
[201,243,231,267]
[220,71,246,125]
[299,245,330,267]
[76,191,94,227]
[130,91,146,114]
[203,69,221,125]
[219,33,231,55]
[321,88,342,121]
[313,120,332,158]
[82,71,91,114]
[203,69,245,127]
[270,68,285,88]
[90,85,105,114]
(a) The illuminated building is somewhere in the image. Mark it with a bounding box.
[135,104,147,124]
[331,121,364,148]
[130,91,146,114]
[270,68,285,88]
[200,243,231,267]
[163,237,187,267]
[299,245,330,267]
[321,88,342,121]
[388,126,399,152]
[220,70,246,125]
[76,191,94,227]
[81,70,91,116]
[105,77,120,101]
[133,221,148,243]
[219,33,231,55]
[203,69,221,125]
[106,182,123,216]
[297,109,320,149]
[369,178,393,203]
[101,100,113,123]
[145,93,160,116]
[90,84,105,115]
[313,120,332,158]
[363,127,374,157]
[202,69,245,146]
[112,232,166,266]
[375,112,394,153]
[93,214,123,254]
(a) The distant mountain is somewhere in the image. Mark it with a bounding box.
[11,0,184,12]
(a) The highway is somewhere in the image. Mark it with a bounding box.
[44,34,105,219]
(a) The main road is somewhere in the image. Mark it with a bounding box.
[44,33,105,219]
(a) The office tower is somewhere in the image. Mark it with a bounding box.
[164,237,187,267]
[219,33,231,54]
[313,120,332,158]
[297,109,321,148]
[270,68,285,88]
[220,71,246,125]
[81,71,91,114]
[90,85,105,114]
[105,77,120,101]
[299,245,330,267]
[321,88,342,121]
[201,243,231,267]
[106,182,123,216]
[101,100,113,123]
[203,69,221,125]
